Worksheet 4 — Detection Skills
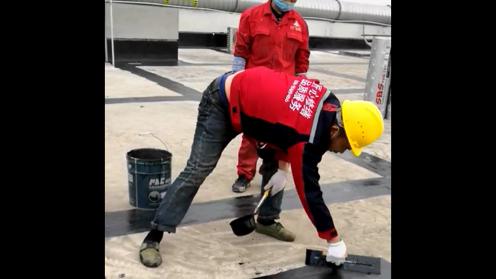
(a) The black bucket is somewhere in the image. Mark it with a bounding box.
[127,148,172,209]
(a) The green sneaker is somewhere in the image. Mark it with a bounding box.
[139,241,162,268]
[255,222,296,242]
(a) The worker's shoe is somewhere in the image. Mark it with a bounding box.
[139,241,162,268]
[232,176,251,193]
[255,222,295,242]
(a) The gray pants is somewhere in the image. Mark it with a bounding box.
[151,76,284,232]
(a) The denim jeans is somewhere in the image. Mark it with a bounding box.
[151,76,237,232]
[151,75,284,232]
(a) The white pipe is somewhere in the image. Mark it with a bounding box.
[104,0,391,26]
[110,0,116,67]
[303,16,390,27]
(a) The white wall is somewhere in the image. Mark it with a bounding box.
[105,3,178,40]
[178,9,240,33]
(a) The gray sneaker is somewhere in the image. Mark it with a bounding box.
[139,241,162,268]
[232,176,251,193]
[255,222,296,242]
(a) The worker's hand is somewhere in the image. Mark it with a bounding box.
[232,56,246,72]
[263,169,289,196]
[326,239,348,265]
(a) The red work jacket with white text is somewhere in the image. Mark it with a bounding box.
[228,66,341,240]
[234,1,310,75]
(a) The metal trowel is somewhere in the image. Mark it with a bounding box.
[305,249,381,274]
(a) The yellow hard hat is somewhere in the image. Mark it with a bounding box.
[341,100,384,157]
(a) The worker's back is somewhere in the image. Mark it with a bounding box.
[230,66,334,149]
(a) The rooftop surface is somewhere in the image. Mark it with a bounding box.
[105,48,391,279]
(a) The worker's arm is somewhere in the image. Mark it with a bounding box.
[287,142,338,241]
[285,142,347,264]
[294,19,310,75]
[232,11,252,71]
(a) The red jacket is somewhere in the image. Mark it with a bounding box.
[228,67,341,240]
[234,1,310,75]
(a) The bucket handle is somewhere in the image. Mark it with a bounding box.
[138,132,170,151]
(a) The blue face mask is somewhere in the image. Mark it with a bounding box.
[273,0,295,12]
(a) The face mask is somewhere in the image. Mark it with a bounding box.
[273,0,295,12]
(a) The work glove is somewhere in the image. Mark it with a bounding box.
[263,169,289,196]
[232,56,246,72]
[326,239,348,265]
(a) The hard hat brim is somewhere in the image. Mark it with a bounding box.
[341,100,362,157]
[350,146,362,157]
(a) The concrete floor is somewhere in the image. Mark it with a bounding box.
[105,48,391,278]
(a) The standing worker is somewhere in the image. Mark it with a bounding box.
[231,0,310,194]
[139,67,384,268]
[230,0,310,242]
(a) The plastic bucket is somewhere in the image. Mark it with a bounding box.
[127,148,172,209]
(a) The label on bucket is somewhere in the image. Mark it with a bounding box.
[149,177,171,189]
[129,173,171,208]
[148,191,162,204]
[147,175,170,206]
